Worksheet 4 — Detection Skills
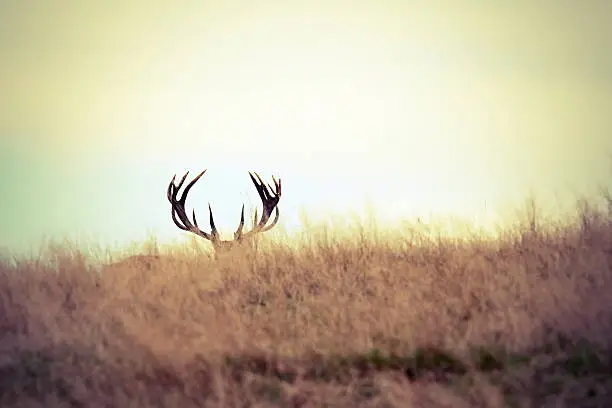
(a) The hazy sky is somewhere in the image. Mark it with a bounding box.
[2,1,612,253]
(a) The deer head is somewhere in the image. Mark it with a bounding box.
[167,170,281,252]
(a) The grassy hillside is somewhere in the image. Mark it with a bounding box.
[1,198,612,407]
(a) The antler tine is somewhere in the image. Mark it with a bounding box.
[168,174,176,193]
[168,172,188,198]
[176,171,190,191]
[208,203,220,241]
[167,174,178,202]
[179,170,207,203]
[234,204,246,239]
[272,175,281,196]
[191,208,199,228]
[249,172,268,200]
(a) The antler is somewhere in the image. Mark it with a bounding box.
[235,172,282,240]
[167,169,282,250]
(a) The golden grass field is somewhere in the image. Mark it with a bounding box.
[1,197,612,407]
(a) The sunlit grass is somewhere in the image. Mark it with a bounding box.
[1,193,612,407]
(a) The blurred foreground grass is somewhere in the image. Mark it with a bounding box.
[1,196,612,407]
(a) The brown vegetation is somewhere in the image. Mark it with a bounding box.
[1,198,612,407]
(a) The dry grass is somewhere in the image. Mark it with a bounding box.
[2,199,612,407]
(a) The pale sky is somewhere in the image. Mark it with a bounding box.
[2,1,612,254]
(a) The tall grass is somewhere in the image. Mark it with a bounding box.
[1,195,612,407]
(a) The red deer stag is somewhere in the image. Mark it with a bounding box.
[167,170,281,252]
